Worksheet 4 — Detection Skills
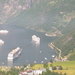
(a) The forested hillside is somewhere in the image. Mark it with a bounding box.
[0,0,75,35]
[5,0,75,36]
[62,18,75,34]
[0,0,40,24]
[53,30,75,60]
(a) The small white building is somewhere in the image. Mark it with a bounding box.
[33,68,46,75]
[49,67,52,71]
[19,68,46,75]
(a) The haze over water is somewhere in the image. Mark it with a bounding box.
[0,24,56,66]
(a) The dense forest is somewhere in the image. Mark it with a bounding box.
[53,30,75,60]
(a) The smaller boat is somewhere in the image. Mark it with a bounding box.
[0,39,4,45]
[34,61,36,63]
[2,62,4,64]
[41,61,44,63]
[52,55,56,58]
[0,30,8,34]
[45,57,47,60]
[40,51,42,53]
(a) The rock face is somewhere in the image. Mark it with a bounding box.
[0,0,39,24]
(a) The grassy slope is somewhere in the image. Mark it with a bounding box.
[62,18,75,34]
[53,61,75,75]
[31,64,44,70]
[31,61,75,75]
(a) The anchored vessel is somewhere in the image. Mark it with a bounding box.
[7,47,22,60]
[32,35,40,43]
[0,30,8,34]
[0,39,4,45]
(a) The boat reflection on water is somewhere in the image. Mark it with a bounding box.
[31,40,40,48]
[7,60,14,68]
[0,39,4,45]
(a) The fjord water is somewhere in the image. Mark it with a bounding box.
[0,24,56,66]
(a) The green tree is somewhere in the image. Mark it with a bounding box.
[52,66,56,70]
[50,63,53,67]
[50,59,53,63]
[64,73,67,75]
[42,68,51,75]
[7,68,18,75]
[59,66,63,70]
[23,64,26,67]
[43,63,48,68]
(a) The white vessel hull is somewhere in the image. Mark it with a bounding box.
[0,30,8,34]
[0,39,4,45]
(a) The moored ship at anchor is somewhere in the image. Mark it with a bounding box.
[32,35,40,43]
[7,47,22,60]
[0,39,4,45]
[0,30,8,34]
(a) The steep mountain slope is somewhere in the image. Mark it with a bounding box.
[62,18,75,34]
[53,30,75,60]
[0,0,39,24]
[5,0,75,36]
[0,0,74,36]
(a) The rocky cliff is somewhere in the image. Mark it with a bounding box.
[0,0,40,24]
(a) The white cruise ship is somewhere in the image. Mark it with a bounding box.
[0,39,4,45]
[7,47,22,60]
[0,30,8,34]
[32,35,40,43]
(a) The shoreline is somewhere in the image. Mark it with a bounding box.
[48,43,62,59]
[48,43,70,61]
[26,27,57,37]
[45,33,56,37]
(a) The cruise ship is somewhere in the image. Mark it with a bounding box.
[32,35,40,43]
[7,47,22,60]
[0,39,4,45]
[0,30,8,34]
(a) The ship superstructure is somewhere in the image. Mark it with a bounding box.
[32,35,40,43]
[7,47,22,60]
